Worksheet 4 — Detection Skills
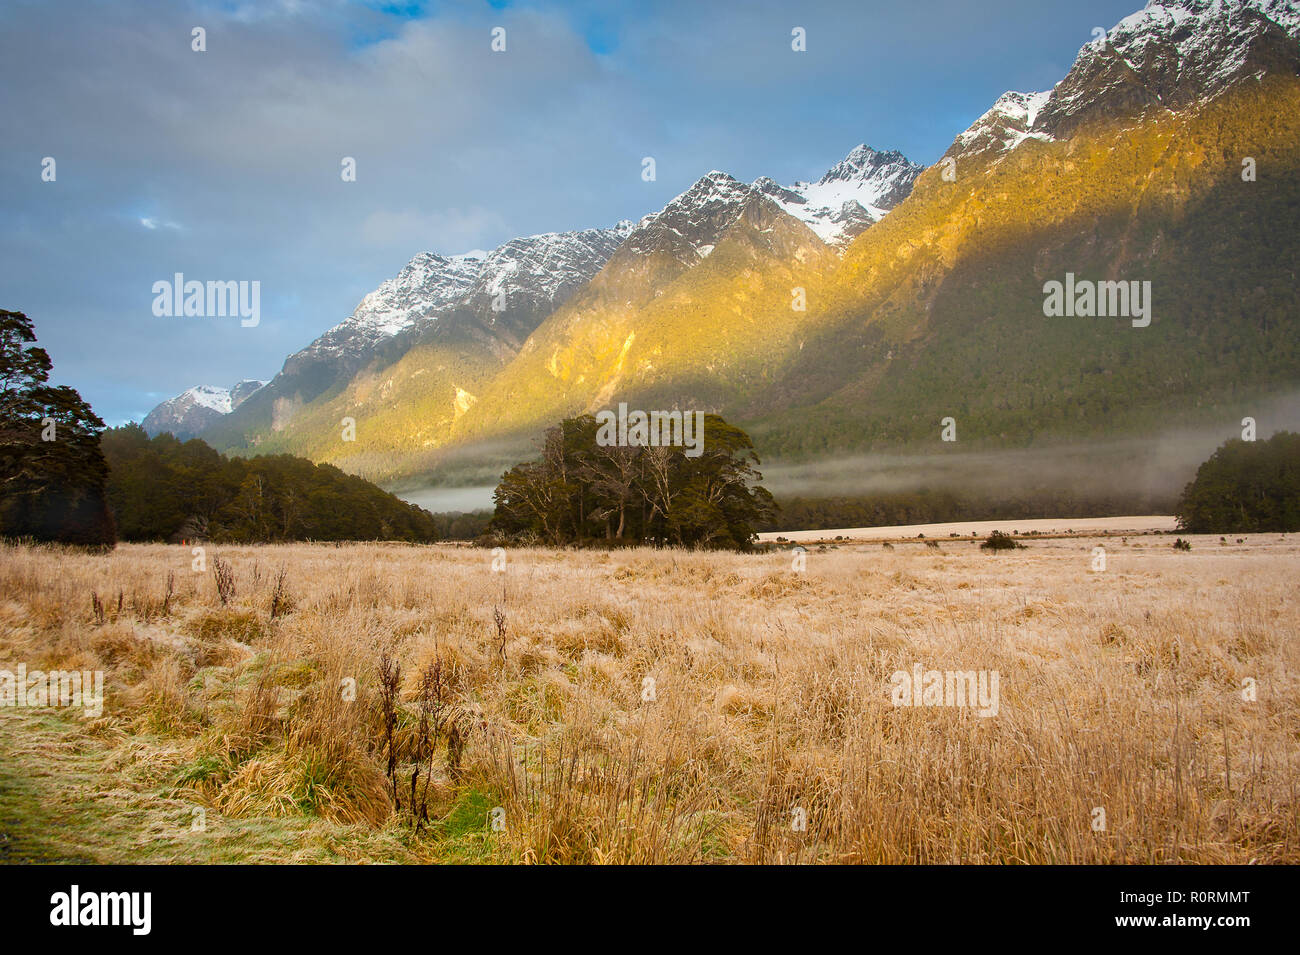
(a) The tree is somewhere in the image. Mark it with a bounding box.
[0,310,115,545]
[489,413,776,549]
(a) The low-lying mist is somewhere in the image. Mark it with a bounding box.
[761,411,1300,505]
[397,392,1300,521]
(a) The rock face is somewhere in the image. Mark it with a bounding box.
[952,0,1300,161]
[142,380,265,440]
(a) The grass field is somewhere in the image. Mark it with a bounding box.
[1,532,1296,864]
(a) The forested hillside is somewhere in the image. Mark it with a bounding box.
[101,425,439,543]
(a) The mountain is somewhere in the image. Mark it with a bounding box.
[183,0,1300,495]
[745,0,1300,458]
[331,150,919,480]
[755,145,922,246]
[956,0,1300,159]
[142,379,265,440]
[177,143,919,481]
[193,223,633,460]
[437,169,842,462]
[440,0,1300,481]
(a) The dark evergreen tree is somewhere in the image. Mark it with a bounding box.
[0,310,115,545]
[99,425,441,543]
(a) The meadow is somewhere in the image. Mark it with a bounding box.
[0,531,1295,864]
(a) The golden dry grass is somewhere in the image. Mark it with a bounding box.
[1,532,1296,864]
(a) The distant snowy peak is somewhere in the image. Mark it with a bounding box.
[758,145,923,246]
[953,0,1300,160]
[179,379,266,415]
[186,384,233,414]
[626,148,921,261]
[341,251,484,342]
[142,379,266,439]
[467,224,635,320]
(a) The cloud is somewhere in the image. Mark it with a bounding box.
[358,207,509,252]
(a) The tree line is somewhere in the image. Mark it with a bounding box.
[102,424,440,543]
[1176,432,1300,533]
[1,310,439,545]
[766,488,1178,534]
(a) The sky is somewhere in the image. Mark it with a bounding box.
[1,0,1141,425]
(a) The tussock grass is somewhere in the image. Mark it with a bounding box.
[0,535,1297,863]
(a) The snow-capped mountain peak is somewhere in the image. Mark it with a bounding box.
[623,171,758,264]
[952,0,1300,160]
[186,384,233,414]
[622,147,922,260]
[755,145,923,246]
[141,379,266,440]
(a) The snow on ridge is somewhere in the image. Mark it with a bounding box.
[185,385,232,414]
[755,145,923,246]
[313,221,636,351]
[624,149,921,253]
[450,249,488,263]
[180,378,267,415]
[957,89,1056,153]
[952,0,1300,162]
[343,251,482,339]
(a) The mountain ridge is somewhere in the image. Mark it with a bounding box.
[153,0,1300,493]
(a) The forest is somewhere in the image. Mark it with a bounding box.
[1175,432,1300,533]
[101,424,440,543]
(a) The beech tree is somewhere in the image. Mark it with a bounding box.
[490,413,776,549]
[0,310,115,545]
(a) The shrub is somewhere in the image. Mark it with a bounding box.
[980,530,1022,551]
